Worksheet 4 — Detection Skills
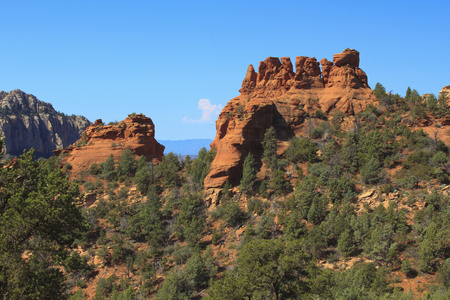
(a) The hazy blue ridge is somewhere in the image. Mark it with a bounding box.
[159,139,212,156]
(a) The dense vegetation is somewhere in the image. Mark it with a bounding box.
[1,84,450,299]
[0,140,87,299]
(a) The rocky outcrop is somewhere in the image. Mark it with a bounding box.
[54,114,164,173]
[204,49,377,191]
[440,85,450,105]
[0,89,90,158]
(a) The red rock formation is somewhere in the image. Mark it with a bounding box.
[54,114,164,173]
[204,49,377,193]
[442,115,450,126]
[440,85,450,106]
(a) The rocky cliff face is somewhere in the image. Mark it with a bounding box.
[440,85,450,104]
[54,114,165,173]
[0,89,90,158]
[204,49,378,192]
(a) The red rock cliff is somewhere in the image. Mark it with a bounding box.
[204,49,377,191]
[54,114,164,173]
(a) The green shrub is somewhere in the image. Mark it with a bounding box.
[314,109,326,120]
[285,137,318,163]
[190,147,216,186]
[223,201,248,227]
[156,152,181,187]
[247,198,265,215]
[431,151,448,166]
[360,157,384,184]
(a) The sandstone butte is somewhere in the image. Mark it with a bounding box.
[204,49,378,196]
[54,114,164,173]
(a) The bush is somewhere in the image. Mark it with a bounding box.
[285,137,318,164]
[338,229,356,258]
[360,157,384,184]
[101,155,116,181]
[271,169,291,195]
[134,162,154,194]
[401,259,417,278]
[84,181,95,192]
[431,151,448,166]
[223,201,248,227]
[314,109,326,120]
[171,245,192,265]
[64,252,93,280]
[311,126,325,139]
[156,152,181,187]
[94,274,118,299]
[328,175,356,203]
[247,198,265,215]
[175,193,205,245]
[190,147,216,186]
[439,258,450,287]
[116,148,136,177]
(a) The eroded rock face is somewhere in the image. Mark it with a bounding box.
[440,85,450,106]
[204,49,377,191]
[0,89,90,158]
[54,114,164,173]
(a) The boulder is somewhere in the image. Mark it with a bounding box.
[333,48,360,67]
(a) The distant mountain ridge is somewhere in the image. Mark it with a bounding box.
[159,139,212,156]
[0,89,90,158]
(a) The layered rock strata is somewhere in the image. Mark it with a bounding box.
[204,49,377,192]
[54,114,164,173]
[440,85,450,105]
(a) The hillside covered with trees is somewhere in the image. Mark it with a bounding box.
[1,84,450,299]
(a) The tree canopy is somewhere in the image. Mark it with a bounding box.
[0,148,86,299]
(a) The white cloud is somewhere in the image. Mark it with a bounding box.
[182,99,223,124]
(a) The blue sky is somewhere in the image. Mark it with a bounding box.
[1,0,449,140]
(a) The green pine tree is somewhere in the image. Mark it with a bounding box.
[240,152,257,193]
[262,126,278,171]
[338,229,356,258]
[102,154,117,181]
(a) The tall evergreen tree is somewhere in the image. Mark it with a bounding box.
[102,154,117,181]
[360,156,383,184]
[134,157,154,194]
[373,82,386,100]
[338,229,356,258]
[262,126,278,171]
[405,86,412,101]
[240,152,257,193]
[117,148,136,177]
[190,147,216,186]
[156,152,181,187]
